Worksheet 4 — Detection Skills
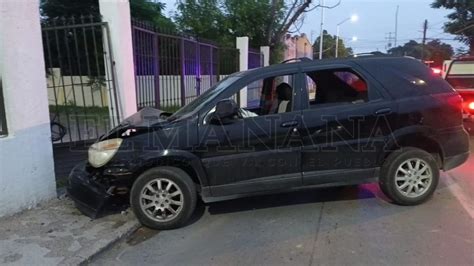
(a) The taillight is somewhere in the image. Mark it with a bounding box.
[432,93,464,127]
[442,93,464,118]
[431,67,442,75]
[444,93,463,110]
[469,102,474,110]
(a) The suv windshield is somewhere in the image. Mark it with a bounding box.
[446,60,474,90]
[167,75,240,121]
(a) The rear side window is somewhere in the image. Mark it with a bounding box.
[359,58,454,98]
[304,68,374,108]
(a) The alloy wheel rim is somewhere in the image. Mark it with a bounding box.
[140,178,184,222]
[395,158,433,198]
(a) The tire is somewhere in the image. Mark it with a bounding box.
[379,147,439,206]
[130,167,197,230]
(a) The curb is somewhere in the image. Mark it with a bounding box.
[76,219,141,265]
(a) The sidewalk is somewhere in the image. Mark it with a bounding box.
[0,198,139,265]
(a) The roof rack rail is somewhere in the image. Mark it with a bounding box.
[350,52,392,58]
[351,53,378,58]
[280,57,312,64]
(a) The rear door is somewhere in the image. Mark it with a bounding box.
[298,63,397,185]
[445,59,474,113]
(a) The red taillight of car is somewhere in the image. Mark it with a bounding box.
[431,68,442,75]
[442,93,464,113]
[469,102,474,110]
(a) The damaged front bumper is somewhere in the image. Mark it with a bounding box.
[67,162,131,218]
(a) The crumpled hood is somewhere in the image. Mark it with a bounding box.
[121,107,171,127]
[101,107,171,140]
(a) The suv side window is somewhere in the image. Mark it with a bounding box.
[305,68,378,108]
[204,74,296,123]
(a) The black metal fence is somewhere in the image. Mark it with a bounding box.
[132,20,247,111]
[248,47,264,69]
[0,76,7,137]
[41,15,118,144]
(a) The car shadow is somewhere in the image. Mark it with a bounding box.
[204,183,388,216]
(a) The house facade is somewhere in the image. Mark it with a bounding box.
[284,33,313,60]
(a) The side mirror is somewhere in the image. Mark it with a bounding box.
[213,99,239,124]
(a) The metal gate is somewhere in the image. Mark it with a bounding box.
[41,15,119,144]
[132,20,240,111]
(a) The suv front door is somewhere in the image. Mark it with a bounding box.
[197,69,304,197]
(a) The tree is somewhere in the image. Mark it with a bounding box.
[40,0,100,19]
[432,0,474,54]
[40,0,173,28]
[388,39,454,67]
[174,0,229,42]
[130,0,175,29]
[175,0,331,62]
[426,39,455,67]
[312,30,353,59]
[388,40,425,58]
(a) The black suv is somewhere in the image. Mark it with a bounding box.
[68,57,470,229]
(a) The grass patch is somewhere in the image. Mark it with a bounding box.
[49,105,109,117]
[160,105,181,113]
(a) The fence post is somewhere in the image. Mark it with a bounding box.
[260,46,270,67]
[209,46,214,86]
[99,0,137,120]
[236,37,248,107]
[153,34,161,108]
[195,42,201,96]
[180,39,186,106]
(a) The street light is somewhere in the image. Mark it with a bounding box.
[336,14,358,58]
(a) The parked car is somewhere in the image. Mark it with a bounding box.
[67,57,470,229]
[443,56,474,133]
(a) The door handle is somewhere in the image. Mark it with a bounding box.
[281,120,298,128]
[375,108,392,115]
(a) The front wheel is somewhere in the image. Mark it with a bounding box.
[379,147,439,205]
[130,167,197,229]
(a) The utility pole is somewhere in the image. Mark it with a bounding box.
[421,19,428,60]
[385,32,395,52]
[319,0,325,59]
[394,5,399,47]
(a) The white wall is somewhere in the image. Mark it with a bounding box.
[0,0,56,217]
[47,69,109,107]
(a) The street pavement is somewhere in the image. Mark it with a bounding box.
[91,140,474,266]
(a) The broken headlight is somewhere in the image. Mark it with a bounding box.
[88,138,123,168]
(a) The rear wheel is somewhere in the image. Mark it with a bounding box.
[379,148,439,205]
[130,167,197,229]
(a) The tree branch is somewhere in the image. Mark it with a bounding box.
[273,0,313,45]
[280,0,300,32]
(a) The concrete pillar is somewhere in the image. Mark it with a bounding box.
[260,46,270,67]
[99,0,137,122]
[0,0,56,217]
[236,37,249,107]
